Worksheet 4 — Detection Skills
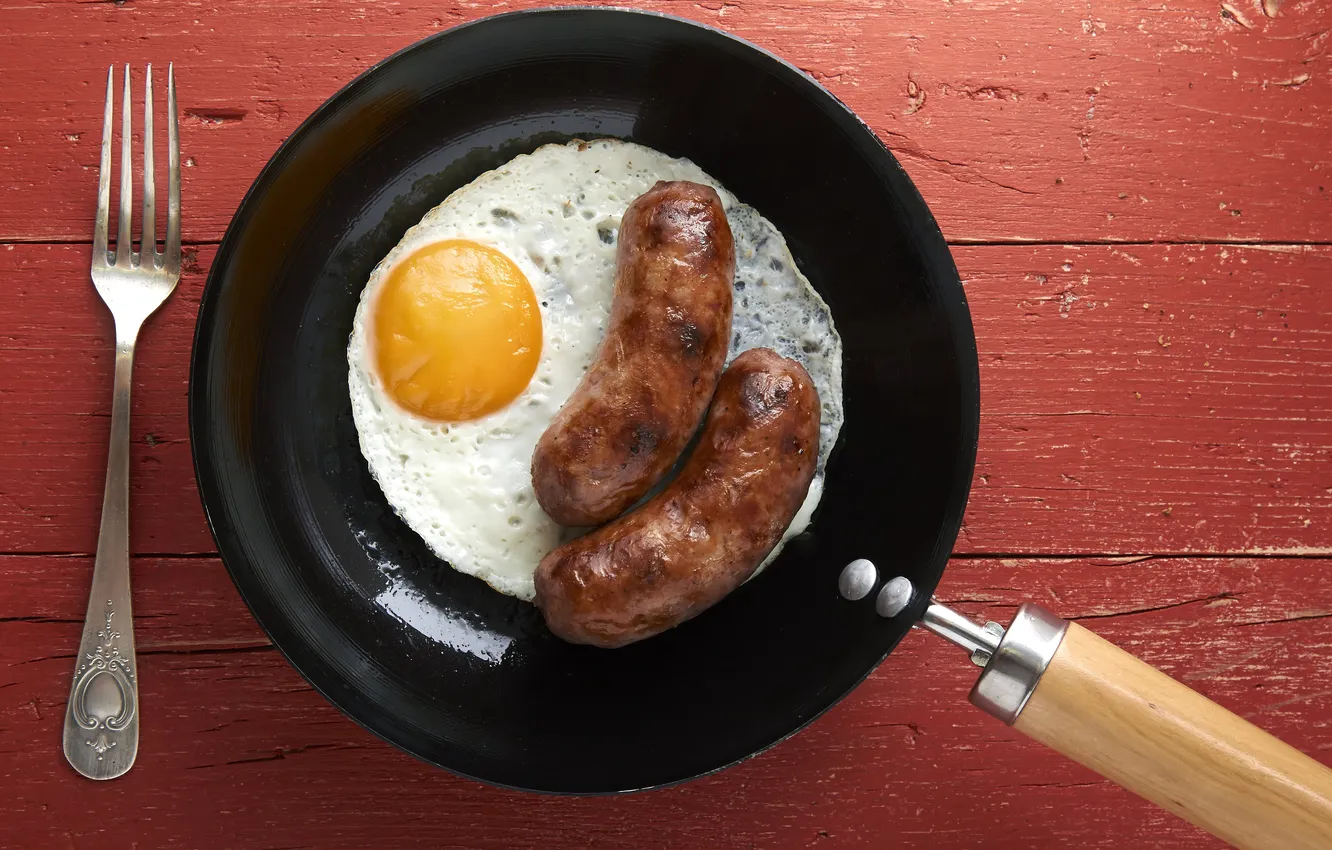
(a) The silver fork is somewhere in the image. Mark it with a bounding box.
[63,64,180,780]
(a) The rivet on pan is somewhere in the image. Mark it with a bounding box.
[838,559,877,601]
[875,576,914,618]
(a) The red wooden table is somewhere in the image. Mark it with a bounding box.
[3,1,1330,847]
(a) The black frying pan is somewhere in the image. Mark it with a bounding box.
[190,8,1332,842]
[190,6,975,792]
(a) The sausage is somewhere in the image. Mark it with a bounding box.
[534,348,820,648]
[531,181,735,527]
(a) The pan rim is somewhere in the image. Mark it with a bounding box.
[188,5,981,794]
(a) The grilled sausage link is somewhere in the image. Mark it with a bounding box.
[535,348,820,648]
[531,181,734,527]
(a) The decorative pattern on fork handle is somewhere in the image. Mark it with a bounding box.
[63,63,180,781]
[69,601,137,761]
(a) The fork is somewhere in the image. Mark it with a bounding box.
[63,64,180,780]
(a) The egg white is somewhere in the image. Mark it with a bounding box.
[350,139,844,601]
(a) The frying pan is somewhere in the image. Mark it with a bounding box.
[189,7,1332,847]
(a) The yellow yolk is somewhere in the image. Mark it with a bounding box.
[373,240,542,421]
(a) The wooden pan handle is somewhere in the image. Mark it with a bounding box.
[976,609,1332,850]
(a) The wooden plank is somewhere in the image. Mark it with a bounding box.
[962,242,1332,556]
[1,0,1329,244]
[0,244,210,554]
[1,554,1328,848]
[3,242,1327,556]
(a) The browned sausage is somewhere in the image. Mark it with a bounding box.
[534,348,820,648]
[531,181,735,527]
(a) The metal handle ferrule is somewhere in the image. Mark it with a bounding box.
[968,603,1069,725]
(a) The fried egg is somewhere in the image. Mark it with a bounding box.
[350,139,843,601]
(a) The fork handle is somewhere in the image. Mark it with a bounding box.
[63,334,141,779]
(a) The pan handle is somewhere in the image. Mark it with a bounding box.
[960,603,1332,850]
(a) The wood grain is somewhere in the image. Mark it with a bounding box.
[962,242,1332,556]
[3,2,1331,844]
[0,0,1328,244]
[1016,621,1332,850]
[0,244,208,554]
[1,554,1329,849]
[3,242,1327,557]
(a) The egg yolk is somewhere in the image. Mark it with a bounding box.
[373,240,542,422]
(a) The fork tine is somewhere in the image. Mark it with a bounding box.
[115,65,132,267]
[164,63,181,274]
[141,65,155,265]
[92,67,113,270]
